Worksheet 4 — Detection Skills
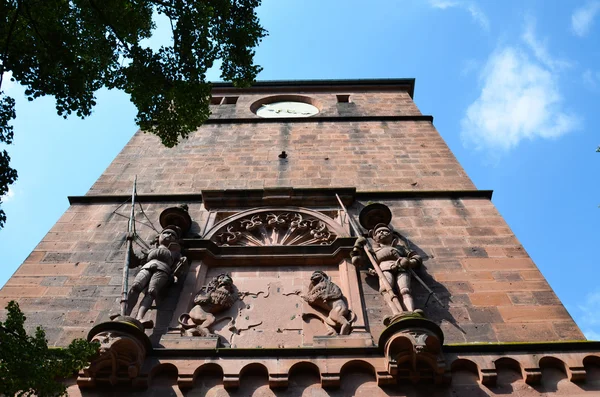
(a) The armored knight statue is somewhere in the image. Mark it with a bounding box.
[353,223,423,314]
[302,271,354,335]
[178,274,238,337]
[125,225,188,325]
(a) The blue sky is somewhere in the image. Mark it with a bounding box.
[1,0,599,339]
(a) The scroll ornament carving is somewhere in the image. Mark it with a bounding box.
[83,331,146,386]
[178,274,238,337]
[213,212,336,246]
[302,271,355,335]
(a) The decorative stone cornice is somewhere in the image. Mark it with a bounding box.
[77,346,600,391]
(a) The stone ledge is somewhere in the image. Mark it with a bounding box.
[313,334,375,348]
[77,348,600,390]
[159,335,219,349]
[67,189,494,205]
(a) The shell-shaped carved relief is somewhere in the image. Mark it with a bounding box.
[205,208,344,247]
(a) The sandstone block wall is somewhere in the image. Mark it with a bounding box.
[0,195,583,345]
[89,120,474,195]
[353,197,582,342]
[208,90,422,119]
[0,81,584,348]
[0,202,205,345]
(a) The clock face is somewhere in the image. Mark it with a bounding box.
[256,101,319,118]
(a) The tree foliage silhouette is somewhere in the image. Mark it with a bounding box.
[0,0,267,227]
[0,301,99,396]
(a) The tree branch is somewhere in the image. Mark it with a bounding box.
[147,0,177,10]
[0,1,22,89]
[88,0,132,53]
[0,323,34,347]
[19,0,56,62]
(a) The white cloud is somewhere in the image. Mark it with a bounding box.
[522,18,572,71]
[584,329,600,341]
[583,69,600,89]
[429,0,490,31]
[572,1,600,37]
[460,22,579,151]
[576,290,600,340]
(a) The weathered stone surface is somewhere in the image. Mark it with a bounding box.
[0,81,591,396]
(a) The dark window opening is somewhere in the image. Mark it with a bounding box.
[336,94,351,103]
[223,96,239,105]
[211,96,224,105]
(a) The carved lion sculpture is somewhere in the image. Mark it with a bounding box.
[302,271,355,335]
[178,274,237,337]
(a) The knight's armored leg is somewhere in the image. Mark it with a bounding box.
[397,272,414,312]
[136,271,169,321]
[379,271,399,312]
[126,269,151,316]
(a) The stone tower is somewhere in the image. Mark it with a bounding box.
[2,79,599,396]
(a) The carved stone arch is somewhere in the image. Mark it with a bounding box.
[451,359,481,385]
[204,207,347,247]
[494,357,524,385]
[340,360,377,377]
[148,363,178,389]
[583,355,600,383]
[538,356,568,374]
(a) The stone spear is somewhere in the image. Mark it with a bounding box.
[120,176,137,316]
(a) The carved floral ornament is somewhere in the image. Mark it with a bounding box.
[204,208,346,247]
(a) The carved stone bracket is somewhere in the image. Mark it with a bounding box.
[569,365,587,382]
[379,315,446,384]
[223,374,240,389]
[78,318,152,388]
[480,368,498,386]
[268,373,289,389]
[321,373,341,389]
[204,208,346,247]
[524,367,543,384]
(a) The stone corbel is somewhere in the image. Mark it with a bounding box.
[177,374,195,390]
[480,368,498,386]
[524,367,543,384]
[568,365,587,382]
[223,374,240,389]
[268,373,289,389]
[78,319,152,388]
[321,372,341,389]
[378,316,445,384]
[376,370,396,387]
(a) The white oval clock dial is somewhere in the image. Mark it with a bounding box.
[256,101,319,118]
